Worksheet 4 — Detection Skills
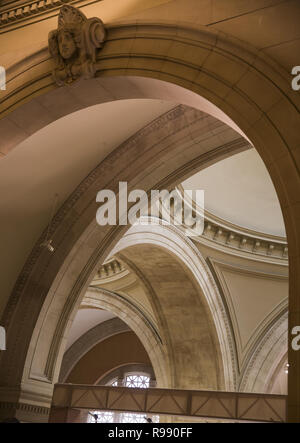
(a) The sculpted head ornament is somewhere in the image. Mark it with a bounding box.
[48,5,106,86]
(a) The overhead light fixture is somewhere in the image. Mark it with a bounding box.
[40,193,59,253]
[40,239,55,253]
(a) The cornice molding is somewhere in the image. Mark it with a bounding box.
[169,186,288,264]
[0,0,100,32]
[199,218,288,263]
[0,401,50,420]
[203,210,286,244]
[94,257,127,281]
[93,214,288,287]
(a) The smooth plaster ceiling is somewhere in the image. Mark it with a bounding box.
[66,308,116,350]
[0,98,176,316]
[182,149,286,237]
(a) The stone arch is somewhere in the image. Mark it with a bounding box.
[0,102,244,408]
[239,308,288,394]
[0,21,299,420]
[110,221,237,391]
[79,287,169,388]
[267,354,288,395]
[59,317,131,383]
[65,330,153,386]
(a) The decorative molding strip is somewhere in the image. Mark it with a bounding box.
[167,186,288,263]
[0,401,50,415]
[203,210,286,244]
[94,257,126,280]
[199,217,288,262]
[0,0,100,30]
[1,0,72,26]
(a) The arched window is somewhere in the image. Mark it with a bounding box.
[125,374,150,388]
[88,371,159,423]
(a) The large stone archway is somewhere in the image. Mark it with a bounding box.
[109,222,238,391]
[79,287,169,388]
[117,244,223,391]
[0,20,299,421]
[239,309,288,394]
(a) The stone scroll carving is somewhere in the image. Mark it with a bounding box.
[48,5,106,86]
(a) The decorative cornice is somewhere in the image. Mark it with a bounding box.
[168,186,288,263]
[93,217,288,287]
[199,217,288,262]
[94,257,126,280]
[0,401,50,415]
[203,210,286,244]
[0,0,72,27]
[0,0,101,31]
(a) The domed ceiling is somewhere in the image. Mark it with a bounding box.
[182,149,286,238]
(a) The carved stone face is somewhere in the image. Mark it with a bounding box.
[58,30,76,60]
